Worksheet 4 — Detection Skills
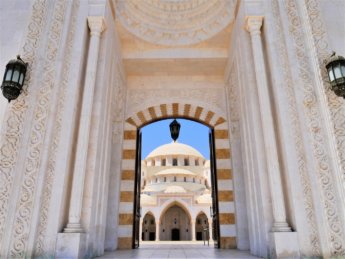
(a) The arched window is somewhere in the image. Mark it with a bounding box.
[195,160,199,166]
[184,177,186,182]
[174,176,177,182]
[164,177,166,182]
[173,158,178,166]
[193,178,195,183]
[184,158,189,166]
[162,158,166,166]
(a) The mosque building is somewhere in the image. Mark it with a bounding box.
[140,142,212,242]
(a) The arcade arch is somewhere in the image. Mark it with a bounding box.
[116,103,236,249]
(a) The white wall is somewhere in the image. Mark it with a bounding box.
[0,0,32,127]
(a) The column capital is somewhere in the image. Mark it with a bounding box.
[87,16,106,36]
[245,16,264,35]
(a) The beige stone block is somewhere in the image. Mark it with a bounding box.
[118,237,132,249]
[218,190,234,201]
[217,169,232,179]
[119,213,134,225]
[220,237,237,249]
[124,130,137,140]
[120,191,134,202]
[214,130,229,139]
[219,213,235,224]
[216,149,231,159]
[121,170,135,180]
[123,150,136,159]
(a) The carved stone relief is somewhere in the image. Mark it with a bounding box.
[0,0,49,252]
[8,0,69,257]
[126,88,226,119]
[284,0,345,255]
[34,0,79,256]
[270,0,321,254]
[115,0,237,46]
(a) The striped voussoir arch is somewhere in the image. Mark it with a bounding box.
[118,103,236,249]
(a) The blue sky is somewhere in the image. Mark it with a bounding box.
[141,119,210,159]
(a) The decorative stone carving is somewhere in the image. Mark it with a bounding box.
[126,88,225,118]
[304,0,345,210]
[88,16,106,37]
[270,0,321,254]
[34,0,80,256]
[115,0,236,46]
[8,1,69,257]
[0,0,48,250]
[285,0,345,254]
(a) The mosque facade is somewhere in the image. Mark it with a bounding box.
[140,142,212,242]
[0,0,345,258]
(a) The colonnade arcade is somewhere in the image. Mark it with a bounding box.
[141,204,211,242]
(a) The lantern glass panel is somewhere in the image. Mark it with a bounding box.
[341,64,345,77]
[12,70,20,82]
[19,73,24,85]
[334,65,342,79]
[328,69,335,81]
[5,69,12,81]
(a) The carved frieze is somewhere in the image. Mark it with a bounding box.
[285,0,345,254]
[115,0,236,46]
[0,0,48,252]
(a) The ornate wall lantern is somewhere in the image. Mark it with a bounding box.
[169,119,181,142]
[325,52,345,98]
[1,55,28,102]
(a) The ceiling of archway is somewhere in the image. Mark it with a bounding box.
[115,0,237,46]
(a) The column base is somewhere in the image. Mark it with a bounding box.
[64,222,84,233]
[55,233,86,258]
[271,222,291,232]
[269,232,300,258]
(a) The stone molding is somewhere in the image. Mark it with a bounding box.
[34,0,80,256]
[87,16,106,37]
[269,0,321,254]
[284,0,345,255]
[245,16,263,36]
[7,0,69,257]
[115,0,236,46]
[0,0,49,253]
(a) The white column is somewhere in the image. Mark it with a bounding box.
[139,219,143,241]
[156,221,160,241]
[208,220,213,241]
[64,16,106,233]
[191,220,196,241]
[245,16,291,232]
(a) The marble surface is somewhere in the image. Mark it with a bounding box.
[95,241,262,259]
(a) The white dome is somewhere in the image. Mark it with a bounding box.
[146,142,204,159]
[155,168,196,176]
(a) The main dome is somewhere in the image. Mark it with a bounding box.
[146,142,204,159]
[115,0,237,46]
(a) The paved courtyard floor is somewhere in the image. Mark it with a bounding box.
[95,241,262,259]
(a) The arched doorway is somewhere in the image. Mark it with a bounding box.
[195,212,209,241]
[117,103,235,249]
[142,213,156,241]
[159,204,192,241]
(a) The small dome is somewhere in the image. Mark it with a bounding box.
[156,168,196,176]
[146,142,204,159]
[164,186,187,194]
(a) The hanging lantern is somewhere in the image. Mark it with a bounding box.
[1,55,28,102]
[169,119,181,142]
[325,52,345,98]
